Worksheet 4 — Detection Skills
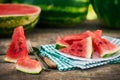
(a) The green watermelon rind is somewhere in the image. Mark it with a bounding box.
[0,13,40,27]
[85,36,93,58]
[38,5,88,27]
[0,17,39,36]
[101,47,120,58]
[55,44,67,50]
[16,64,42,74]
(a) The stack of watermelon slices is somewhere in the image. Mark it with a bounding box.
[55,30,120,58]
[4,26,42,74]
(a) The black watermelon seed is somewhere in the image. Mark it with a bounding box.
[13,49,17,53]
[78,49,83,52]
[19,48,22,51]
[99,42,102,44]
[77,43,83,47]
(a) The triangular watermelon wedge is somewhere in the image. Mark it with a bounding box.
[93,37,120,58]
[59,36,93,58]
[4,26,28,63]
[16,58,42,74]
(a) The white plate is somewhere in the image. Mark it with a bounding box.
[58,51,120,61]
[57,36,120,62]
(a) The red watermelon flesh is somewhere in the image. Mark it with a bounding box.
[16,58,42,74]
[59,36,93,58]
[63,32,90,45]
[58,29,120,58]
[4,26,28,63]
[62,30,102,45]
[56,29,102,50]
[92,37,120,58]
[0,4,39,15]
[94,30,102,37]
[85,30,102,39]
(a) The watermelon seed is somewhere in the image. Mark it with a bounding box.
[71,49,74,51]
[78,44,82,47]
[99,42,102,44]
[103,41,108,44]
[13,49,17,53]
[19,48,22,51]
[94,49,96,52]
[78,49,82,52]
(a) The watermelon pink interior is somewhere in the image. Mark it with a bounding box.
[0,4,39,15]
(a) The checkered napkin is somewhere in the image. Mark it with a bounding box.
[39,36,120,71]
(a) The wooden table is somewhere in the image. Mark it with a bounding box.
[0,20,120,80]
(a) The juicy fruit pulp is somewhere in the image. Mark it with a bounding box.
[4,26,28,63]
[56,30,120,58]
[93,36,120,58]
[16,58,42,74]
[0,4,39,15]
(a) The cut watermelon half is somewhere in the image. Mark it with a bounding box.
[4,26,28,63]
[59,36,93,58]
[93,37,120,58]
[0,4,41,36]
[16,58,42,74]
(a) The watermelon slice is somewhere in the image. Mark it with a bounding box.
[16,58,42,74]
[55,30,102,49]
[59,36,93,58]
[0,4,41,36]
[93,37,120,58]
[57,30,120,58]
[4,26,28,63]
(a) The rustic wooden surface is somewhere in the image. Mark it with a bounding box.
[0,20,120,80]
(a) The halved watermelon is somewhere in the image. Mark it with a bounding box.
[93,37,120,58]
[59,36,93,58]
[16,58,42,74]
[4,26,28,63]
[0,3,41,36]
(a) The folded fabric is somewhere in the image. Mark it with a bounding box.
[39,36,120,71]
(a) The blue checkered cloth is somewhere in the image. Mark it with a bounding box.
[39,36,120,71]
